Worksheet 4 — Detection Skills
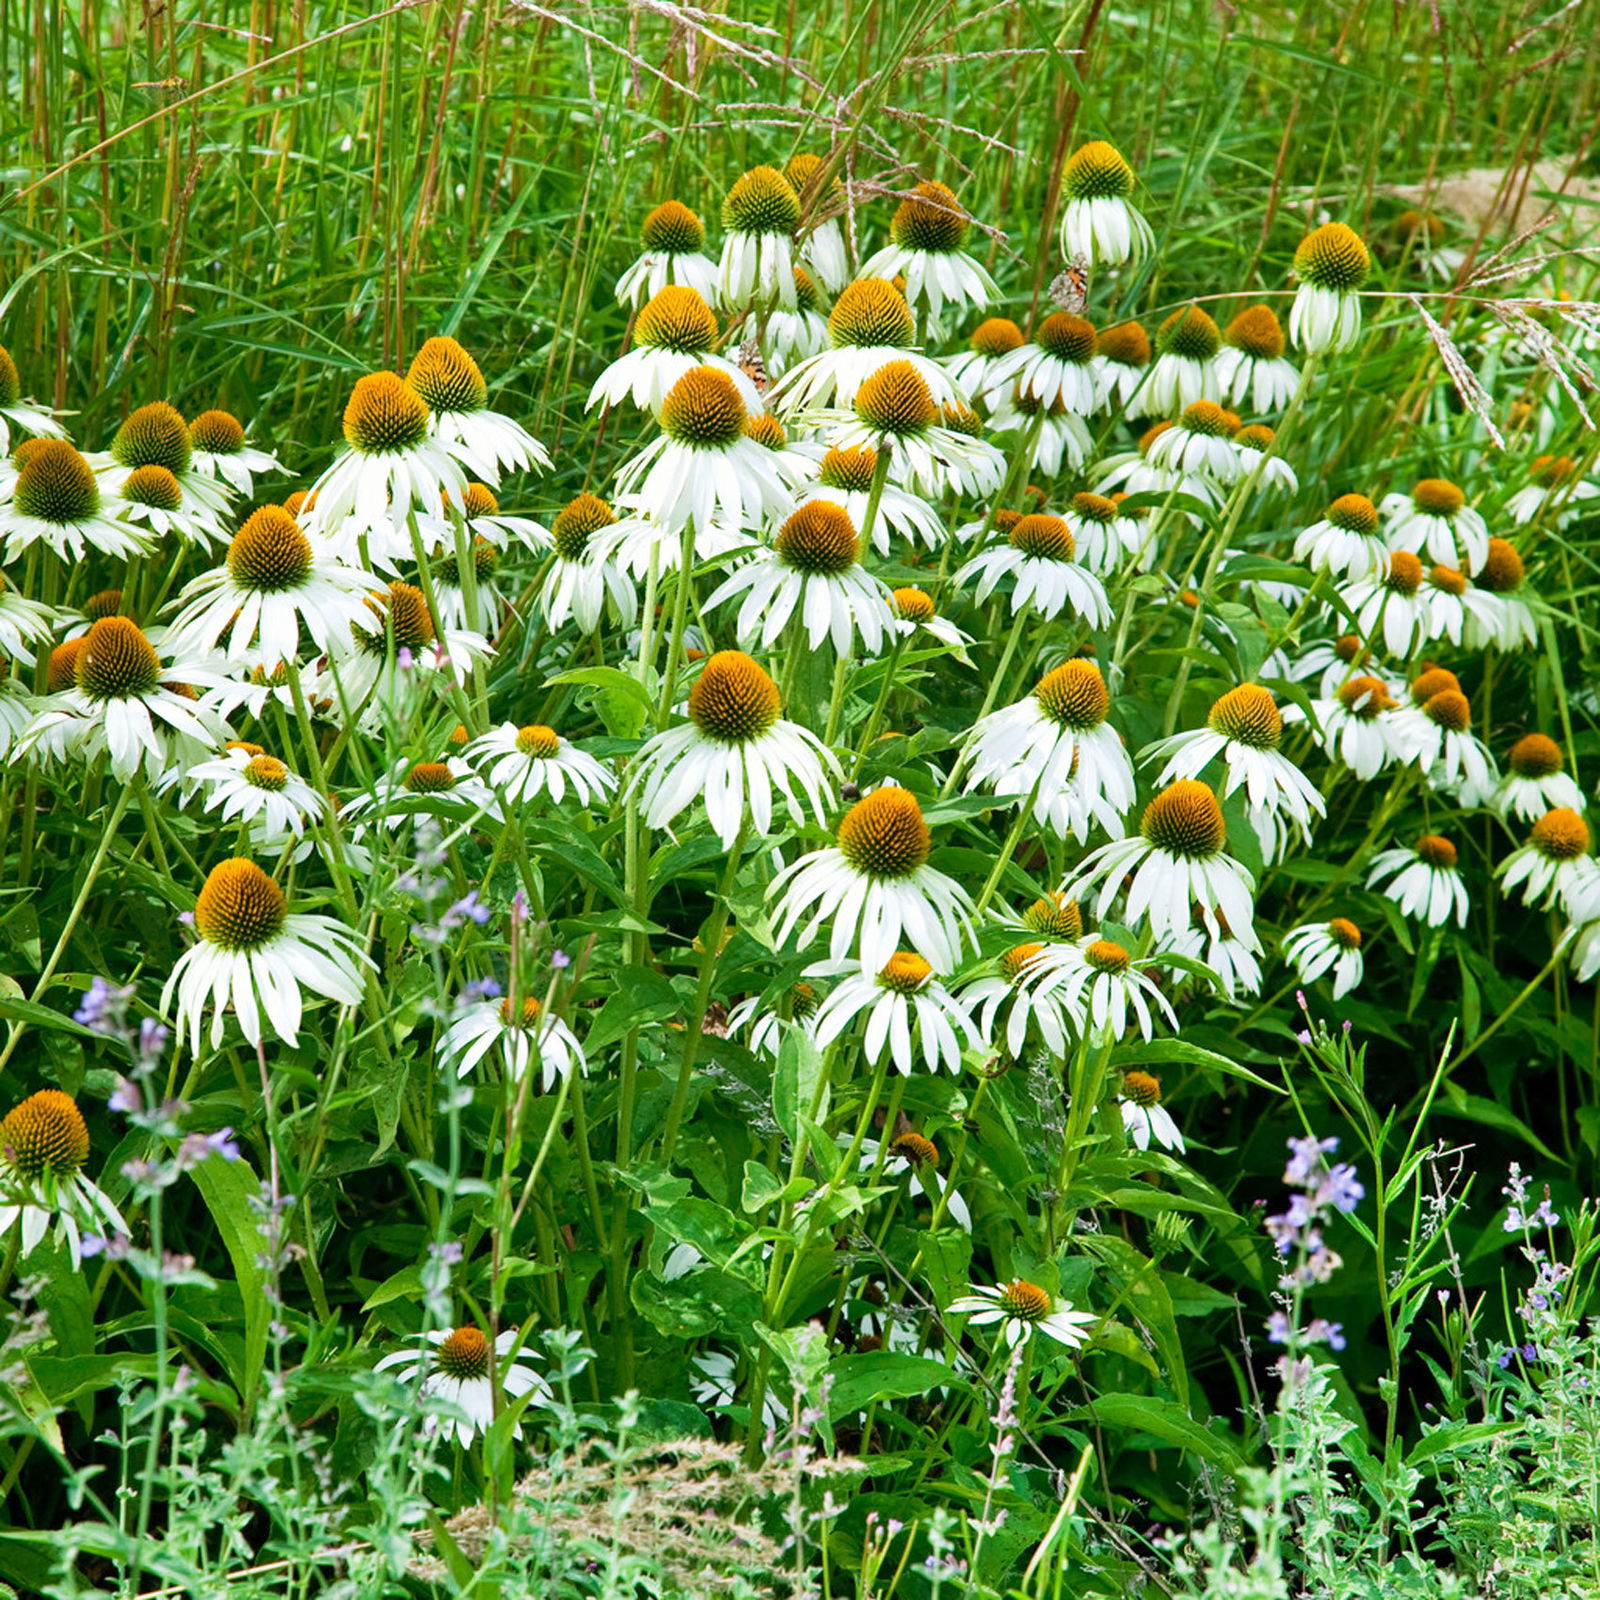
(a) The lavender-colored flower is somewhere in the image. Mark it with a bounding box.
[74,977,135,1035]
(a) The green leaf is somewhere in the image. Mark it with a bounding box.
[188,1155,270,1414]
[773,1028,828,1146]
[1065,1392,1242,1469]
[362,1263,425,1311]
[1437,1084,1557,1160]
[826,1352,970,1421]
[585,965,681,1051]
[0,996,101,1039]
[1109,1036,1283,1093]
[546,666,654,739]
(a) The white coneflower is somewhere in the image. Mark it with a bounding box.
[182,746,326,840]
[827,359,1004,498]
[539,494,638,632]
[1293,492,1387,582]
[1309,673,1405,780]
[92,402,233,523]
[164,504,381,667]
[890,586,973,658]
[1145,400,1246,485]
[423,534,512,632]
[187,409,282,496]
[1167,912,1262,1000]
[953,513,1111,625]
[1063,491,1146,575]
[725,979,822,1061]
[1504,454,1600,527]
[1283,918,1365,999]
[1214,305,1300,413]
[1381,478,1490,573]
[1493,733,1585,822]
[948,1278,1097,1351]
[343,758,499,837]
[763,268,833,375]
[0,679,33,760]
[769,783,977,972]
[1394,682,1497,798]
[613,366,795,535]
[21,617,228,781]
[406,336,551,484]
[986,386,1093,476]
[1390,209,1466,281]
[960,658,1133,832]
[1231,424,1299,495]
[0,440,148,562]
[465,722,615,809]
[442,993,585,1090]
[718,165,802,312]
[589,286,763,415]
[304,371,466,544]
[110,463,229,551]
[0,1090,126,1269]
[1067,779,1255,943]
[786,153,851,292]
[859,179,998,338]
[163,857,372,1053]
[960,935,1080,1057]
[0,346,65,454]
[1498,808,1600,922]
[1145,306,1223,416]
[808,951,980,1076]
[1289,223,1369,353]
[1367,834,1468,928]
[773,277,961,415]
[1021,936,1178,1042]
[374,1326,549,1447]
[425,481,550,555]
[1268,628,1370,696]
[616,199,721,310]
[856,1132,971,1231]
[625,650,839,846]
[794,443,945,554]
[1059,140,1153,266]
[1463,538,1537,652]
[1345,550,1434,658]
[1091,421,1217,512]
[987,312,1099,415]
[1092,320,1154,414]
[704,500,896,657]
[1140,683,1325,858]
[0,573,56,660]
[946,317,1026,405]
[329,580,492,713]
[1117,1070,1185,1153]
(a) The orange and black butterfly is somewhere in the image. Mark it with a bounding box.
[1049,254,1090,315]
[736,336,769,395]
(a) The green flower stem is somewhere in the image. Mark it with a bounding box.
[820,655,851,749]
[0,782,132,1075]
[659,816,749,1162]
[655,520,699,728]
[850,631,909,780]
[407,511,482,738]
[973,777,1045,916]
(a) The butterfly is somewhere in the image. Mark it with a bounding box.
[736,337,769,395]
[1049,254,1091,315]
